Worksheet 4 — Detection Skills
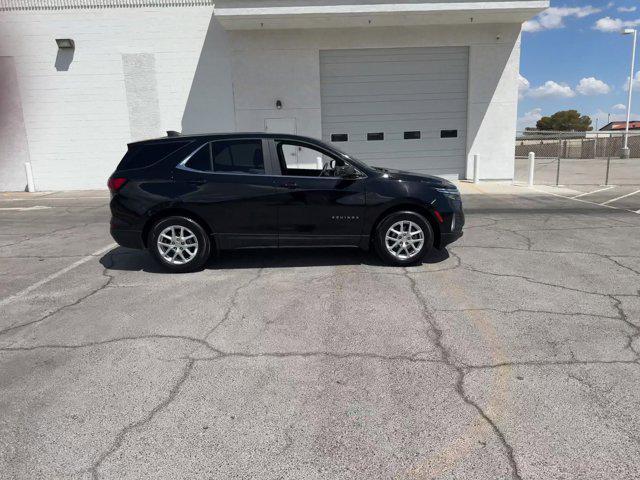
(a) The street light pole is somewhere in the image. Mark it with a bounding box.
[622,28,637,158]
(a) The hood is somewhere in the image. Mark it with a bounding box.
[374,168,456,188]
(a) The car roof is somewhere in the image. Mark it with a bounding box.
[129,132,325,146]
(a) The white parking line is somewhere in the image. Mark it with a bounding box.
[527,186,640,214]
[600,188,640,206]
[0,206,52,211]
[1,197,109,202]
[570,185,615,199]
[0,243,116,308]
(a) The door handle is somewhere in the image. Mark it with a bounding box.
[188,179,206,185]
[280,182,298,189]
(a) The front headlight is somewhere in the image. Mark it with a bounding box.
[435,187,460,201]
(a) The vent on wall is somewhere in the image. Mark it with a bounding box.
[404,131,421,139]
[331,134,348,142]
[367,132,384,141]
[441,130,458,138]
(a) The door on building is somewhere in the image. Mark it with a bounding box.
[320,47,469,179]
[265,118,296,134]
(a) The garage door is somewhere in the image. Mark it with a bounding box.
[320,47,468,179]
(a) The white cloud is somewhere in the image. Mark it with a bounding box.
[618,6,637,13]
[623,71,640,91]
[524,6,602,32]
[522,20,544,32]
[591,108,639,128]
[593,16,640,32]
[528,81,576,99]
[576,77,612,95]
[612,103,627,110]
[518,74,530,99]
[517,108,543,131]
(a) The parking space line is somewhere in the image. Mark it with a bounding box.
[1,196,110,202]
[0,206,52,211]
[601,188,640,206]
[570,185,615,199]
[0,243,116,307]
[527,186,640,214]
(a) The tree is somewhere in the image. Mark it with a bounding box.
[535,110,593,131]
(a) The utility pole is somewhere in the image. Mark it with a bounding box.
[621,28,637,158]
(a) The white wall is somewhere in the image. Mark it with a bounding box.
[0,56,31,191]
[228,23,521,180]
[466,33,521,179]
[0,8,521,190]
[0,7,235,191]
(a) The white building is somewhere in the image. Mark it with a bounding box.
[0,0,547,191]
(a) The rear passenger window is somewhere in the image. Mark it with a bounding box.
[213,141,264,174]
[184,140,265,175]
[118,141,189,170]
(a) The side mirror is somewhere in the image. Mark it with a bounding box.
[338,164,359,179]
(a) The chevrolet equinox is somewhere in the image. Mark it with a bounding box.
[109,133,464,272]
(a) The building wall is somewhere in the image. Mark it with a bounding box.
[0,7,521,190]
[0,7,235,190]
[0,56,31,191]
[228,23,521,180]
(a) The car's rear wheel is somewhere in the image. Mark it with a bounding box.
[374,211,433,266]
[149,216,210,272]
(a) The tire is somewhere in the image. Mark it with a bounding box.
[374,211,434,266]
[148,216,211,273]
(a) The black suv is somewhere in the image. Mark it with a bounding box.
[109,133,464,272]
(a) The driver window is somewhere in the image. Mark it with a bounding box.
[277,142,342,177]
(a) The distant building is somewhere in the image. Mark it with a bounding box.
[600,121,640,131]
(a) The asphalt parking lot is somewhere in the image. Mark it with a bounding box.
[1,184,640,479]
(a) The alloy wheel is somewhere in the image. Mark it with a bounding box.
[384,220,425,260]
[156,225,199,265]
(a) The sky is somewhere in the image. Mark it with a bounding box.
[518,0,640,131]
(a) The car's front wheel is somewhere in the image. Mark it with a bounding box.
[374,211,434,266]
[149,216,211,272]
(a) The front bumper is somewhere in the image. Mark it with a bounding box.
[440,231,463,247]
[437,207,464,248]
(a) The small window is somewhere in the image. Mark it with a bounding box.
[367,132,384,141]
[404,131,421,140]
[185,144,212,171]
[331,134,348,142]
[441,130,458,138]
[118,141,189,170]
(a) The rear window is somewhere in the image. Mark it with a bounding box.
[117,141,190,170]
[184,140,265,175]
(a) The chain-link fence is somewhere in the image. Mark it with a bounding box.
[514,130,640,186]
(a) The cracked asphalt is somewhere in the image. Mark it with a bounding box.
[1,185,640,479]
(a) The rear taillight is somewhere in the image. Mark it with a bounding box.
[108,177,127,192]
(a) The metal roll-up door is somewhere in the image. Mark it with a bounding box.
[320,47,468,179]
